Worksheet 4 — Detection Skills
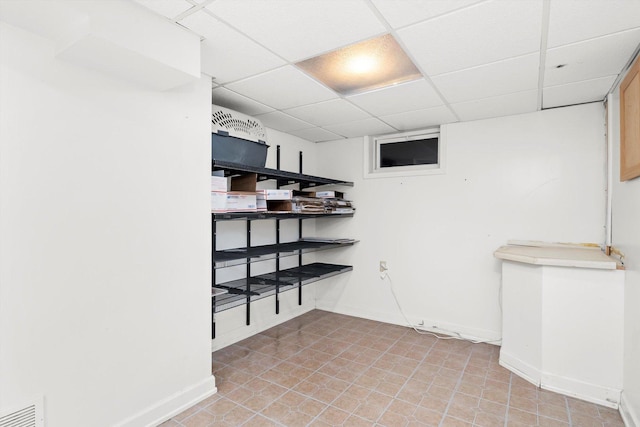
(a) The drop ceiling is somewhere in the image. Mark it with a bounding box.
[134,0,640,142]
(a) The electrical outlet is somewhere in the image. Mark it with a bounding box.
[379,261,388,273]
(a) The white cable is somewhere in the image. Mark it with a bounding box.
[381,271,501,345]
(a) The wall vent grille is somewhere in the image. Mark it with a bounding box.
[212,105,267,143]
[0,397,44,427]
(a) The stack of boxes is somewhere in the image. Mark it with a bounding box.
[211,174,354,214]
[210,173,257,213]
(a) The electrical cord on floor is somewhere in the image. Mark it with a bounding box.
[381,271,502,345]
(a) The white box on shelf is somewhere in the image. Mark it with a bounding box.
[259,189,293,200]
[211,176,228,192]
[211,191,257,212]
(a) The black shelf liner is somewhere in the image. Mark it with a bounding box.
[214,240,356,264]
[212,159,353,188]
[212,263,352,313]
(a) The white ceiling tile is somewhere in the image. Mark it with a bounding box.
[288,127,344,143]
[398,0,542,76]
[133,0,194,20]
[324,118,396,138]
[545,28,640,87]
[347,79,444,116]
[380,106,457,131]
[547,0,640,48]
[371,0,485,29]
[255,111,313,132]
[543,76,616,109]
[284,99,371,127]
[225,66,338,110]
[450,90,538,122]
[205,0,386,61]
[432,54,539,104]
[180,11,286,83]
[212,88,274,116]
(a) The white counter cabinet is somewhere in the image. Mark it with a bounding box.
[495,243,624,408]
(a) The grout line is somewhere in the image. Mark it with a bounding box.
[438,347,474,427]
[503,371,513,427]
[372,329,439,423]
[565,395,573,427]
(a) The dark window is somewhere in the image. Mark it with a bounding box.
[379,137,439,168]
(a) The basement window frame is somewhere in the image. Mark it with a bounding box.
[364,127,445,179]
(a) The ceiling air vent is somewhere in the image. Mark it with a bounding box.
[212,105,267,144]
[0,397,44,427]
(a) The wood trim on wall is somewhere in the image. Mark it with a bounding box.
[620,54,640,181]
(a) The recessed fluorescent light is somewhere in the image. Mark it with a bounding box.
[295,34,422,96]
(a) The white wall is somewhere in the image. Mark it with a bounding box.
[0,9,213,427]
[211,129,322,351]
[610,77,640,426]
[314,103,607,342]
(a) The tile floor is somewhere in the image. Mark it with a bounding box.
[161,310,625,427]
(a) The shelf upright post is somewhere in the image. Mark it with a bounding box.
[275,145,281,314]
[212,214,217,339]
[298,151,303,306]
[246,219,251,326]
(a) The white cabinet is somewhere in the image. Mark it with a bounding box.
[496,243,624,408]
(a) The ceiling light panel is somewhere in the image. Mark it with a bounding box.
[295,34,422,96]
[205,0,386,62]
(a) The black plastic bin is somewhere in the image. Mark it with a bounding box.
[211,132,269,168]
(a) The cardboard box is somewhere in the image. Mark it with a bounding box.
[230,173,257,192]
[267,200,296,212]
[260,189,293,200]
[256,197,267,211]
[211,191,227,212]
[211,191,257,212]
[211,175,228,192]
[312,190,344,198]
[226,192,257,212]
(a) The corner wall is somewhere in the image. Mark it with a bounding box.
[610,76,640,426]
[314,103,607,342]
[0,12,213,427]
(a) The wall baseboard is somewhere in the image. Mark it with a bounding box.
[114,376,217,427]
[500,350,621,409]
[315,302,501,344]
[621,392,639,427]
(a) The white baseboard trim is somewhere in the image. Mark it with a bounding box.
[541,372,620,409]
[315,302,501,345]
[621,392,639,427]
[499,351,621,409]
[499,351,541,387]
[114,375,217,427]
